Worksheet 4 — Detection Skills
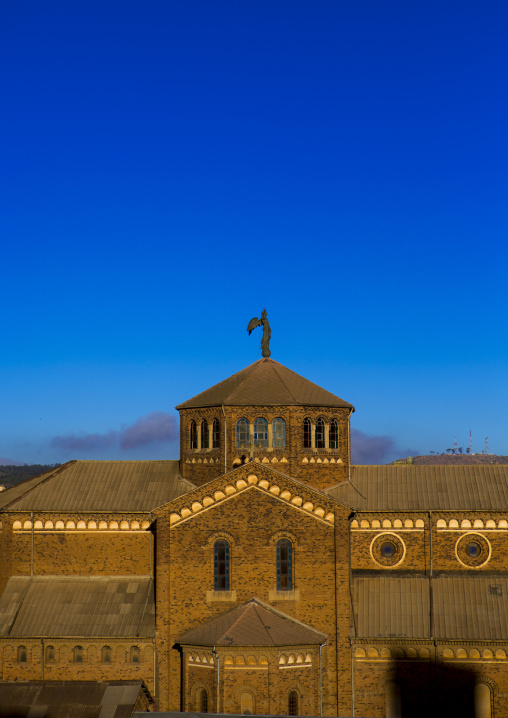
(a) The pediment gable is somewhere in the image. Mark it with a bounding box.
[153,462,343,528]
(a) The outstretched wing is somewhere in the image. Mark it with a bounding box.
[247,316,262,334]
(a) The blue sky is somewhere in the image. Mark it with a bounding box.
[1,1,508,464]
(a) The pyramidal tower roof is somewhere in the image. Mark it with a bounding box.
[176,358,353,409]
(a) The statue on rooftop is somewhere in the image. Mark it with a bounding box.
[247,309,271,358]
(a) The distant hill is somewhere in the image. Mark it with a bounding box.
[0,464,61,489]
[392,454,508,465]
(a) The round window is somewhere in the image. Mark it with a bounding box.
[380,541,397,558]
[466,541,481,558]
[455,533,490,568]
[370,533,405,567]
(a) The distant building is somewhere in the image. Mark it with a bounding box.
[0,355,507,717]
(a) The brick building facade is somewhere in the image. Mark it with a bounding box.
[0,356,507,717]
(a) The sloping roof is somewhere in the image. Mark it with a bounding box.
[326,464,508,511]
[0,681,149,718]
[0,576,155,637]
[0,460,194,512]
[354,576,508,640]
[178,598,327,646]
[176,358,353,409]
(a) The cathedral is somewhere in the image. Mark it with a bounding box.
[1,341,508,717]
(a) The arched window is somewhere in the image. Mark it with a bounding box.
[200,688,208,713]
[273,418,286,448]
[201,419,209,449]
[474,683,492,718]
[130,645,140,664]
[241,691,254,715]
[277,539,292,591]
[329,419,338,449]
[236,418,249,448]
[254,417,268,448]
[315,418,325,448]
[17,645,27,663]
[190,420,197,449]
[101,645,112,664]
[303,418,312,448]
[46,645,55,664]
[212,419,220,448]
[73,646,83,663]
[288,691,298,716]
[214,540,230,591]
[385,682,401,718]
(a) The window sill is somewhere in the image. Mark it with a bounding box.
[268,589,300,601]
[206,590,237,602]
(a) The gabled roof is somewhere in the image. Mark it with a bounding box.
[0,460,194,512]
[178,598,327,647]
[354,575,508,640]
[0,681,151,718]
[326,464,508,511]
[0,576,155,637]
[176,358,353,409]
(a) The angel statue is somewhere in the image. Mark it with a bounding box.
[247,309,271,358]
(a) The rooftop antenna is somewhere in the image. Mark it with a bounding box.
[453,436,457,455]
[485,436,489,454]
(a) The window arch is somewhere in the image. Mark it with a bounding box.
[474,683,492,718]
[241,691,255,715]
[201,419,209,449]
[73,646,83,663]
[200,688,208,713]
[212,419,220,449]
[273,418,286,448]
[190,420,197,449]
[254,417,268,448]
[17,645,27,663]
[277,539,292,591]
[101,645,112,664]
[130,645,140,664]
[329,419,338,449]
[315,418,325,448]
[288,691,298,716]
[214,540,230,591]
[303,418,311,448]
[236,418,249,448]
[46,645,55,664]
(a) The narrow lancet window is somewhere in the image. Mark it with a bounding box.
[303,418,311,448]
[316,418,325,448]
[329,419,338,449]
[273,418,286,448]
[289,691,298,716]
[254,417,268,448]
[190,420,197,449]
[214,540,230,591]
[236,418,249,448]
[277,539,292,591]
[201,419,209,449]
[212,419,220,448]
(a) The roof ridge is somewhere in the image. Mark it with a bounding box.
[221,360,262,405]
[247,597,327,638]
[253,603,276,644]
[269,360,298,403]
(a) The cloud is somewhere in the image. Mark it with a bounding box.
[120,412,178,449]
[50,412,179,455]
[51,431,118,453]
[351,428,417,464]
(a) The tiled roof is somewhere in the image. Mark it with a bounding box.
[0,460,193,512]
[0,681,148,718]
[176,358,353,409]
[326,464,508,510]
[354,576,508,640]
[178,598,327,646]
[0,576,155,637]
